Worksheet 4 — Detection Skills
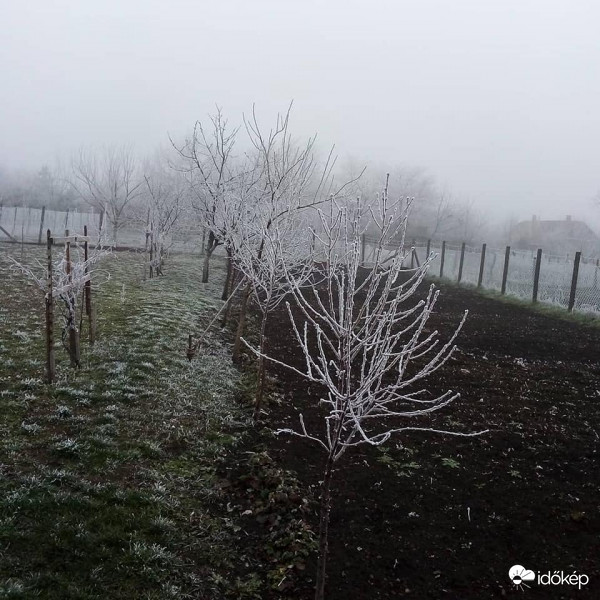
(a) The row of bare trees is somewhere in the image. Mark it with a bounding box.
[177,108,486,600]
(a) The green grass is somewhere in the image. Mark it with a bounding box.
[429,275,600,329]
[0,244,253,599]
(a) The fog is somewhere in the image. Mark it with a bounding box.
[2,0,600,227]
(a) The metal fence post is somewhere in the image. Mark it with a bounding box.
[457,242,466,283]
[361,233,366,266]
[568,251,582,312]
[532,248,542,303]
[501,246,511,295]
[477,243,486,287]
[38,206,46,244]
[440,241,446,278]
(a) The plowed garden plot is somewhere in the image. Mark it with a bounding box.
[258,280,600,599]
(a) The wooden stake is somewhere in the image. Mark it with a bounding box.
[46,229,55,383]
[65,230,80,367]
[84,225,95,345]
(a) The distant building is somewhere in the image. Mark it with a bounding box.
[510,215,600,257]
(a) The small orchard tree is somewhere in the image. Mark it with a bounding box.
[229,104,340,363]
[243,180,487,600]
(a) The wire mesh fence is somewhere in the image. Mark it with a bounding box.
[363,236,600,316]
[0,205,203,252]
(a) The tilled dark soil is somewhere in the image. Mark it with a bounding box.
[259,281,600,599]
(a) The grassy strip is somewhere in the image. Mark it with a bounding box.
[428,275,600,329]
[0,246,257,599]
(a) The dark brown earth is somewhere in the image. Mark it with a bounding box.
[254,280,600,599]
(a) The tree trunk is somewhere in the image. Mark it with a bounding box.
[221,267,239,329]
[315,456,335,600]
[202,231,216,283]
[222,245,233,300]
[232,282,252,364]
[252,313,268,420]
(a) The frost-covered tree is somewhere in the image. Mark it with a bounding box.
[70,146,143,245]
[139,156,189,276]
[234,206,313,418]
[244,178,487,600]
[171,108,242,283]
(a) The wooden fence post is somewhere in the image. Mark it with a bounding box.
[477,243,486,287]
[38,206,46,244]
[501,246,511,295]
[568,251,582,312]
[440,241,446,277]
[45,229,55,384]
[457,242,466,283]
[532,248,542,303]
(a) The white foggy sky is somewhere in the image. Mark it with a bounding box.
[2,0,600,225]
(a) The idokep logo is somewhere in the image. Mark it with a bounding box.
[509,565,535,590]
[509,564,590,591]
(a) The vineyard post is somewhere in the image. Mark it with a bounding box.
[426,239,431,259]
[532,248,542,303]
[568,251,582,312]
[45,229,55,383]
